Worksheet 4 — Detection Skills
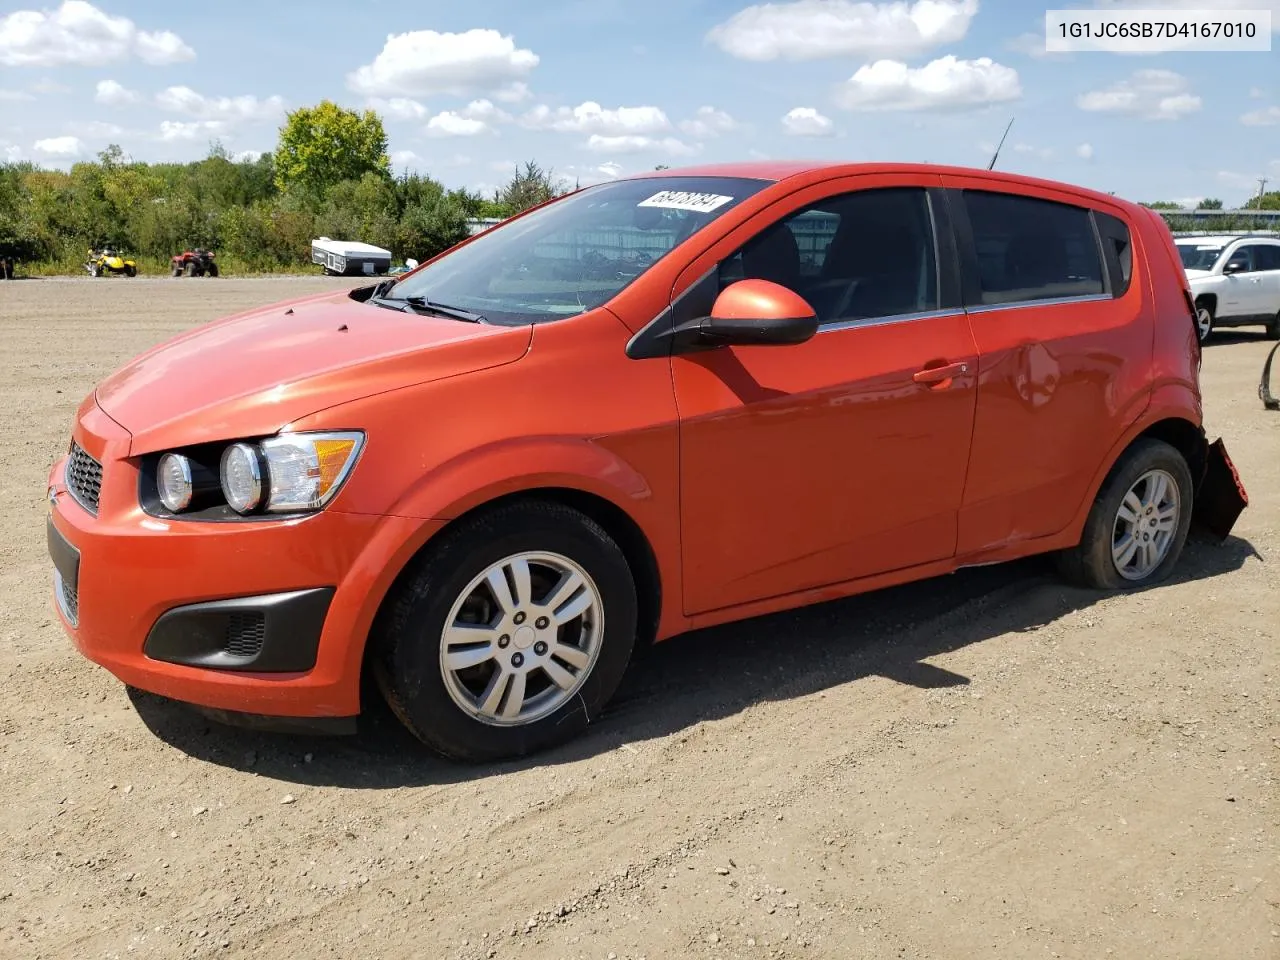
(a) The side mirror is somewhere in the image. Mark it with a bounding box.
[1223,260,1248,275]
[695,279,818,348]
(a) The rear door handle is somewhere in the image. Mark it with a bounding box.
[913,361,969,385]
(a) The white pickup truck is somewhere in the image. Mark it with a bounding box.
[1175,234,1280,342]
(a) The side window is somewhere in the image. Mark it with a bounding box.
[1225,245,1254,273]
[718,187,938,325]
[1094,210,1133,297]
[1250,245,1280,271]
[963,190,1105,305]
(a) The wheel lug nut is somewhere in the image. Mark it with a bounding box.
[534,641,548,656]
[512,653,524,668]
[498,635,510,649]
[535,617,549,629]
[513,612,526,625]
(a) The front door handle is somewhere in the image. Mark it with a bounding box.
[913,361,969,385]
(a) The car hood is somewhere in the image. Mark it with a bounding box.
[1183,269,1213,281]
[95,289,532,454]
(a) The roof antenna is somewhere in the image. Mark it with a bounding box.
[988,117,1014,171]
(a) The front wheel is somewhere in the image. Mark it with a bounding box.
[372,500,638,762]
[1194,299,1215,343]
[124,264,136,277]
[1055,438,1194,590]
[206,262,219,277]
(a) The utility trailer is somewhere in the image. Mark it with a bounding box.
[310,237,393,277]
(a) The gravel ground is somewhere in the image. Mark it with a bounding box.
[1,277,1276,960]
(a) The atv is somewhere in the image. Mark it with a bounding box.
[171,248,219,277]
[85,248,137,277]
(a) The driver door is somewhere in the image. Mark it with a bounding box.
[671,174,980,615]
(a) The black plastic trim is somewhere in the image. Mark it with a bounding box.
[47,515,80,595]
[625,267,722,360]
[143,587,335,672]
[188,705,358,736]
[927,186,964,311]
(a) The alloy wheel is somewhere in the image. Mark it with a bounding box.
[1111,468,1181,581]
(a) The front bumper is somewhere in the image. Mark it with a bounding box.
[45,401,435,721]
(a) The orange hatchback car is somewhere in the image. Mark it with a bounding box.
[47,161,1248,761]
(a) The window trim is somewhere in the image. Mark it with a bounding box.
[625,178,964,360]
[948,186,1115,311]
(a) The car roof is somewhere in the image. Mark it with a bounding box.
[1175,234,1279,245]
[621,160,1139,212]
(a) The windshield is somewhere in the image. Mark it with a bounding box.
[383,176,771,325]
[1178,243,1225,271]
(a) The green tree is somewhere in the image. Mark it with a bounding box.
[1243,190,1280,211]
[1197,197,1223,210]
[273,100,390,202]
[495,160,571,216]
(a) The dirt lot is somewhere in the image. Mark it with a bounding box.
[1,277,1276,960]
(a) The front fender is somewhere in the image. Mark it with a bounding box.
[384,436,655,521]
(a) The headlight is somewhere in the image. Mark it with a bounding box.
[157,453,193,512]
[260,431,364,512]
[218,431,363,515]
[220,443,263,514]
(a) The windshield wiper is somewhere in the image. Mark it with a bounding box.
[372,295,486,324]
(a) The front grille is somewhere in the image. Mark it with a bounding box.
[224,612,266,659]
[66,442,104,515]
[54,569,79,627]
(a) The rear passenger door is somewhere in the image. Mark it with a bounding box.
[1256,244,1280,319]
[939,176,1154,556]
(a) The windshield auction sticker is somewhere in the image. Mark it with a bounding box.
[638,191,735,213]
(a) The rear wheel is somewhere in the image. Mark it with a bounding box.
[373,500,638,762]
[206,261,219,277]
[1194,298,1214,343]
[1055,438,1194,590]
[124,264,136,277]
[1265,311,1280,341]
[171,263,182,277]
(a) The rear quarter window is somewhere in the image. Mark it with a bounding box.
[962,189,1105,306]
[1093,210,1133,297]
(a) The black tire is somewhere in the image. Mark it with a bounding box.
[172,264,182,277]
[206,261,219,277]
[124,264,136,277]
[1265,312,1280,341]
[1194,298,1214,343]
[372,499,638,762]
[1054,438,1194,591]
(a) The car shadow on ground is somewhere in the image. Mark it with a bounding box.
[1203,329,1275,347]
[128,531,1261,788]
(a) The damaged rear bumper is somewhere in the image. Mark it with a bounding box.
[1191,436,1248,542]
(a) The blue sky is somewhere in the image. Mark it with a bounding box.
[1,0,1277,205]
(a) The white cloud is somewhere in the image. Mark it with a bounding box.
[94,79,137,106]
[232,149,262,163]
[158,119,227,142]
[1241,105,1280,126]
[0,1,194,67]
[584,134,697,156]
[1249,87,1266,99]
[3,143,22,161]
[834,55,1021,111]
[680,106,738,137]
[0,89,35,101]
[522,101,672,135]
[597,161,623,178]
[33,134,81,156]
[368,97,429,121]
[1076,142,1095,160]
[707,0,977,60]
[424,99,510,137]
[494,81,532,103]
[156,86,286,123]
[1077,70,1200,120]
[782,106,834,136]
[391,149,422,167]
[426,113,491,137]
[30,77,69,94]
[347,28,538,98]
